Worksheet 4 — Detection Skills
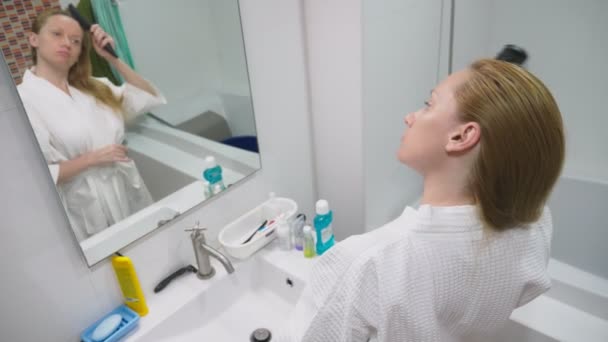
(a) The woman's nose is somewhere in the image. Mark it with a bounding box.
[404,112,415,127]
[61,35,71,48]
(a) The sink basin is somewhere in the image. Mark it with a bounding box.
[131,250,308,341]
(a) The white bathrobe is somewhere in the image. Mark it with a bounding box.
[279,205,552,342]
[18,69,167,241]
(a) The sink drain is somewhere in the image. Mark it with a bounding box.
[250,328,272,342]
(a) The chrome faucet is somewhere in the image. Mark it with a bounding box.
[186,222,235,279]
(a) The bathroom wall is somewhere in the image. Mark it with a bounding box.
[304,0,365,239]
[120,0,256,137]
[362,0,450,231]
[452,0,608,184]
[0,0,315,340]
[305,0,450,237]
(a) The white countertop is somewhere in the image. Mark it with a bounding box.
[123,243,315,341]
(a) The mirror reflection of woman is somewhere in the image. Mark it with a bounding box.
[18,9,167,241]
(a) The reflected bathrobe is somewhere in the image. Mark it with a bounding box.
[279,205,553,342]
[18,69,167,241]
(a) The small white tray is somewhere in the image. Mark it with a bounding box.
[218,194,297,259]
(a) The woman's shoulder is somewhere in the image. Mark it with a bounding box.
[16,78,39,113]
[312,213,415,281]
[17,70,34,96]
[523,205,553,249]
[511,205,553,239]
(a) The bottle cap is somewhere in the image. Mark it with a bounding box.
[204,156,217,169]
[316,199,329,215]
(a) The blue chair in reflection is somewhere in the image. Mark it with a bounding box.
[222,136,259,153]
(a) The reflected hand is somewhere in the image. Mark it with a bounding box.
[86,144,130,167]
[90,24,117,60]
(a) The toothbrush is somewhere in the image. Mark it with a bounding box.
[241,220,268,244]
[240,215,283,245]
[258,219,276,232]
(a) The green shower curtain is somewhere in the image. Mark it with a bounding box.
[92,0,135,83]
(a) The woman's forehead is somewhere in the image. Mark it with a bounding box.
[43,14,83,35]
[435,69,471,98]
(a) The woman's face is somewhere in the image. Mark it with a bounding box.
[29,15,83,71]
[397,70,472,174]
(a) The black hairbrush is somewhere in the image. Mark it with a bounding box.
[496,44,527,66]
[67,4,118,59]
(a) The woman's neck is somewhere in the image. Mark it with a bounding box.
[33,61,70,94]
[421,169,475,207]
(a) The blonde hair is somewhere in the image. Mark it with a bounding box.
[31,9,124,115]
[455,59,565,230]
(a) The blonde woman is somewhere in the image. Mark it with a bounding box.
[281,59,565,341]
[18,9,166,241]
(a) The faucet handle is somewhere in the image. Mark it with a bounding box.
[185,221,207,234]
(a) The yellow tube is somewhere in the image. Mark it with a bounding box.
[111,255,149,316]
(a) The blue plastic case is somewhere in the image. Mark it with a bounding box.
[81,305,140,342]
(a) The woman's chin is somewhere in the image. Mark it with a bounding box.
[51,60,76,72]
[397,151,423,172]
[396,150,409,164]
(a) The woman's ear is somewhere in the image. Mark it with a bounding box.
[445,122,481,153]
[28,32,39,48]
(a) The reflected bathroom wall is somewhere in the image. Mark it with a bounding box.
[120,0,256,140]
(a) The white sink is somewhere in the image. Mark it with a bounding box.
[126,247,311,341]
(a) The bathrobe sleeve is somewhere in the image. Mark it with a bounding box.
[21,101,67,184]
[279,235,380,342]
[96,77,167,122]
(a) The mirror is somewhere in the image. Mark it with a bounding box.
[0,0,260,266]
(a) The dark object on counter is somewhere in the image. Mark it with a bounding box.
[250,328,272,342]
[496,44,528,66]
[154,265,197,293]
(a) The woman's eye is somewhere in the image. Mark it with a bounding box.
[424,101,431,107]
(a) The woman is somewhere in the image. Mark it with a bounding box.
[281,59,564,341]
[18,9,167,241]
